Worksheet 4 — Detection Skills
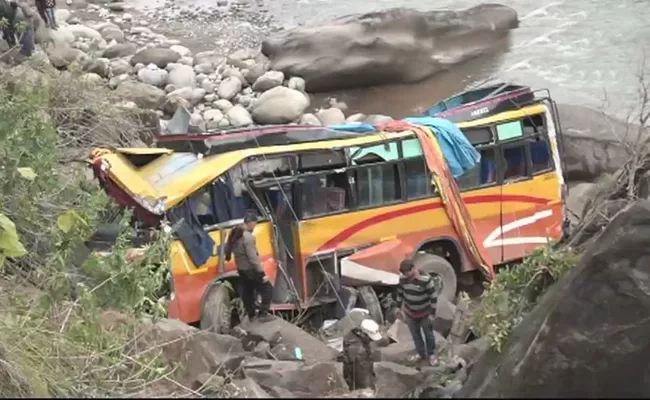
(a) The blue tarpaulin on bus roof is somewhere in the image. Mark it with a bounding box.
[327,117,480,178]
[403,117,480,177]
[327,122,378,133]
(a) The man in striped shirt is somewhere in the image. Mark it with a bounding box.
[396,258,438,366]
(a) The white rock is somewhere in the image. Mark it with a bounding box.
[170,45,192,57]
[203,109,225,129]
[67,25,103,41]
[299,113,322,126]
[80,72,103,85]
[164,84,176,93]
[346,113,367,123]
[204,93,217,103]
[213,99,234,112]
[167,64,196,88]
[252,70,284,92]
[288,76,306,92]
[217,77,242,100]
[190,113,206,130]
[130,27,152,35]
[55,9,71,23]
[194,62,215,75]
[251,86,310,125]
[227,105,253,128]
[316,107,346,125]
[122,13,132,21]
[134,62,145,72]
[178,56,194,66]
[167,87,206,107]
[223,67,248,87]
[137,63,168,87]
[201,80,216,93]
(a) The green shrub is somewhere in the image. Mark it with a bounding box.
[470,244,580,352]
[0,65,178,396]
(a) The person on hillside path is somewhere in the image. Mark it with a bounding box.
[33,0,46,26]
[224,209,274,323]
[0,0,18,47]
[42,0,56,29]
[341,318,383,391]
[396,258,439,366]
[8,0,35,57]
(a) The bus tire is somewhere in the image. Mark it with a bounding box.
[356,286,385,326]
[200,283,233,335]
[413,253,457,304]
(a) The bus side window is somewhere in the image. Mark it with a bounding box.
[456,148,497,190]
[404,157,431,199]
[355,163,401,208]
[503,145,529,181]
[530,136,553,173]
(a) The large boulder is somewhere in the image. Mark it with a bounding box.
[241,358,348,396]
[241,317,339,363]
[130,47,181,68]
[261,5,518,92]
[559,104,640,182]
[143,319,249,384]
[102,43,137,59]
[374,362,425,398]
[457,200,650,398]
[114,80,166,110]
[251,86,310,125]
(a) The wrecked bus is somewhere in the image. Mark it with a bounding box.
[87,87,567,333]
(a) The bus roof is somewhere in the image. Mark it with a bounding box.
[101,103,548,210]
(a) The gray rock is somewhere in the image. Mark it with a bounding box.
[218,77,242,100]
[46,43,87,68]
[130,47,181,68]
[201,80,216,93]
[251,86,310,125]
[100,27,125,43]
[241,359,348,396]
[167,64,196,88]
[243,64,266,85]
[223,67,249,87]
[346,113,367,123]
[364,114,393,125]
[203,109,225,130]
[137,64,168,87]
[194,62,215,75]
[227,105,253,128]
[170,44,192,58]
[83,58,111,78]
[193,50,225,67]
[102,43,136,59]
[115,80,166,110]
[252,70,284,92]
[458,200,650,398]
[374,362,424,398]
[261,5,518,92]
[106,2,125,11]
[167,87,205,107]
[204,94,217,103]
[287,76,305,92]
[108,73,129,89]
[316,108,345,125]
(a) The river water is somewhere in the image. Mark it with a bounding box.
[265,0,650,119]
[135,0,650,119]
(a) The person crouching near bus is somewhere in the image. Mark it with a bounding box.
[397,258,439,366]
[224,210,274,323]
[341,318,383,391]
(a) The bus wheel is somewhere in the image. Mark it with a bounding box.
[413,253,458,304]
[200,283,233,334]
[356,286,385,326]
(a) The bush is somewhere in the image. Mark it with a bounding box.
[0,64,180,396]
[470,244,580,352]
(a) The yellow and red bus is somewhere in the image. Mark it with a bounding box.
[88,93,567,333]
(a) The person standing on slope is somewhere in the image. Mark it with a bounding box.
[396,258,439,366]
[224,210,274,323]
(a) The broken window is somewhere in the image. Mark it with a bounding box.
[350,142,400,165]
[530,136,553,174]
[300,171,352,218]
[188,185,216,226]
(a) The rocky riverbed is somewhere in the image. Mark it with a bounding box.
[0,2,387,132]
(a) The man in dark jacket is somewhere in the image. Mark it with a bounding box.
[341,318,383,391]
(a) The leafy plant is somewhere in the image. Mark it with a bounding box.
[470,244,579,352]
